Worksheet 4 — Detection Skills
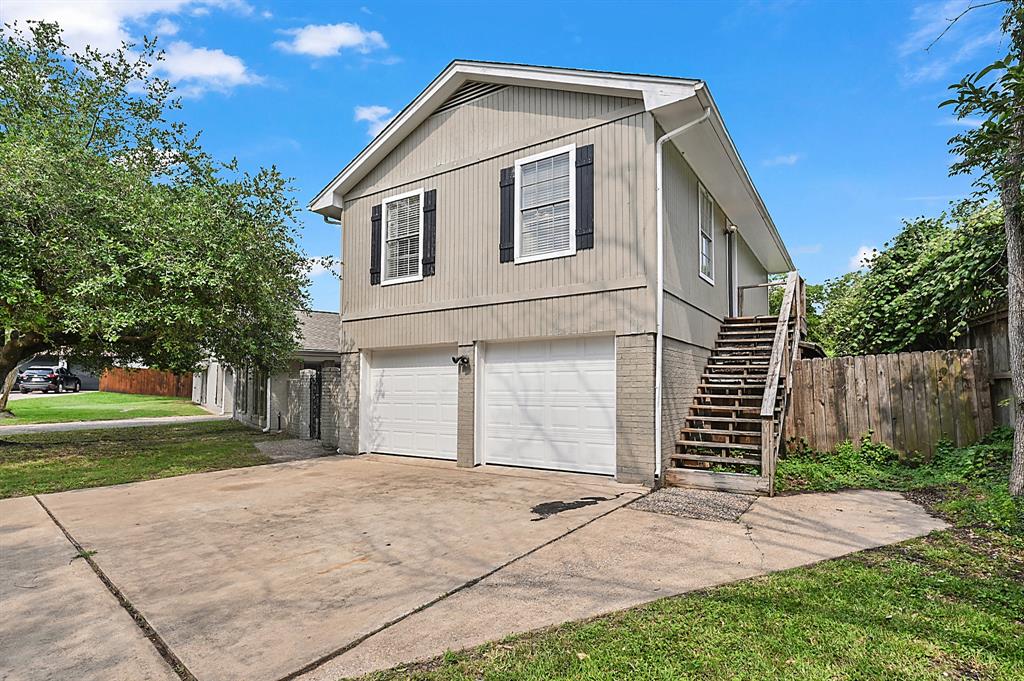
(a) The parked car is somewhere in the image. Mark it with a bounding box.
[17,366,82,393]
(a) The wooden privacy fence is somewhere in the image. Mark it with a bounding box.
[99,368,192,398]
[785,350,993,457]
[958,307,1013,427]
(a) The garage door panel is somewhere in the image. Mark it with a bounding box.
[368,348,457,460]
[483,337,616,476]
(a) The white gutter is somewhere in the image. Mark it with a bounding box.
[655,106,711,481]
[262,376,272,432]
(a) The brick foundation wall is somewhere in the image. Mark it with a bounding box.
[456,344,475,468]
[333,353,360,454]
[661,337,711,475]
[615,334,656,485]
[320,367,343,450]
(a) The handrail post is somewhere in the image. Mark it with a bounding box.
[759,271,799,495]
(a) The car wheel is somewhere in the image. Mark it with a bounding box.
[56,383,63,394]
[20,389,29,394]
[73,381,81,393]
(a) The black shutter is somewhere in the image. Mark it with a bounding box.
[499,166,515,263]
[422,189,437,277]
[370,203,382,285]
[575,144,595,250]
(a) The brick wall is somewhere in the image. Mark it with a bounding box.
[334,353,361,454]
[615,333,656,485]
[320,367,343,449]
[661,337,710,473]
[286,378,303,438]
[456,343,475,468]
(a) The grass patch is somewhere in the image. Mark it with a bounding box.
[0,391,207,426]
[357,432,1024,681]
[0,420,273,498]
[777,428,1023,534]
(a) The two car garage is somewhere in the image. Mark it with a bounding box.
[364,337,617,476]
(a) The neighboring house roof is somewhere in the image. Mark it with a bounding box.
[310,59,793,272]
[296,310,341,354]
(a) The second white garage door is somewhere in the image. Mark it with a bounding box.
[481,336,616,475]
[366,347,457,460]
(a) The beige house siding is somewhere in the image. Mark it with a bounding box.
[660,131,769,350]
[349,85,641,198]
[340,105,657,350]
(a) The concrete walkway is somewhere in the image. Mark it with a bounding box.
[0,413,228,435]
[0,456,946,681]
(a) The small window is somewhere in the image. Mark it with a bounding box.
[698,184,715,284]
[382,189,424,285]
[514,144,576,263]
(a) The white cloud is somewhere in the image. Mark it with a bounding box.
[153,18,180,36]
[157,41,261,96]
[849,245,877,271]
[308,259,340,278]
[354,105,394,136]
[0,2,261,97]
[762,153,802,167]
[937,115,984,128]
[274,22,387,57]
[899,1,1005,83]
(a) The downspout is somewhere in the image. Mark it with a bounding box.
[655,106,711,481]
[262,376,272,432]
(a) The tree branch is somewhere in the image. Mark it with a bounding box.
[927,0,1010,52]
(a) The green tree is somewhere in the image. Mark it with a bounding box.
[0,22,315,412]
[941,0,1024,495]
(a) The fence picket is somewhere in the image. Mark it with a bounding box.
[787,350,991,456]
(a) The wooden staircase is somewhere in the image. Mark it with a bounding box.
[665,272,805,495]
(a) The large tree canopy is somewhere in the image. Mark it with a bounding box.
[0,22,312,387]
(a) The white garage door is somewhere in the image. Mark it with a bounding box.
[366,347,457,460]
[482,336,616,475]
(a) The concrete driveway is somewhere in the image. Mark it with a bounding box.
[1,456,945,681]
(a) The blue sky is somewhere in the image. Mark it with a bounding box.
[3,0,1010,311]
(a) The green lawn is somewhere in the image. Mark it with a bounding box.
[0,420,272,498]
[358,431,1024,681]
[0,391,207,426]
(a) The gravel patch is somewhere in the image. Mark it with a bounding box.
[631,487,756,522]
[256,438,334,462]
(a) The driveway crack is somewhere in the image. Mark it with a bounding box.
[33,495,198,681]
[275,490,650,681]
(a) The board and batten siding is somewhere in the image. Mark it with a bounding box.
[349,85,642,198]
[660,139,769,350]
[340,89,657,350]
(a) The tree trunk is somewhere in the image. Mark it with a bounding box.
[0,367,18,415]
[0,331,49,413]
[1004,0,1024,497]
[1005,179,1024,496]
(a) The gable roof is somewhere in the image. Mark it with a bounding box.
[296,310,340,354]
[310,60,792,272]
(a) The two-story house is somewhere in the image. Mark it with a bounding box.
[310,61,794,486]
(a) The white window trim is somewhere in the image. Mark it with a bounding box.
[698,183,715,285]
[381,187,425,286]
[513,143,577,265]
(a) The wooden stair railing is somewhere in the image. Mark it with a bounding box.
[756,271,803,494]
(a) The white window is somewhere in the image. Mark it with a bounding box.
[382,188,423,285]
[698,184,715,284]
[514,144,576,263]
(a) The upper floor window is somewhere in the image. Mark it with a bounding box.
[383,189,423,285]
[698,184,715,284]
[514,144,576,263]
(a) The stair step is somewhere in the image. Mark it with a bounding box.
[676,439,761,452]
[725,315,778,323]
[688,411,761,421]
[695,394,775,403]
[708,359,769,366]
[701,374,768,384]
[671,453,762,467]
[697,384,767,393]
[690,404,776,414]
[663,468,770,494]
[679,426,761,438]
